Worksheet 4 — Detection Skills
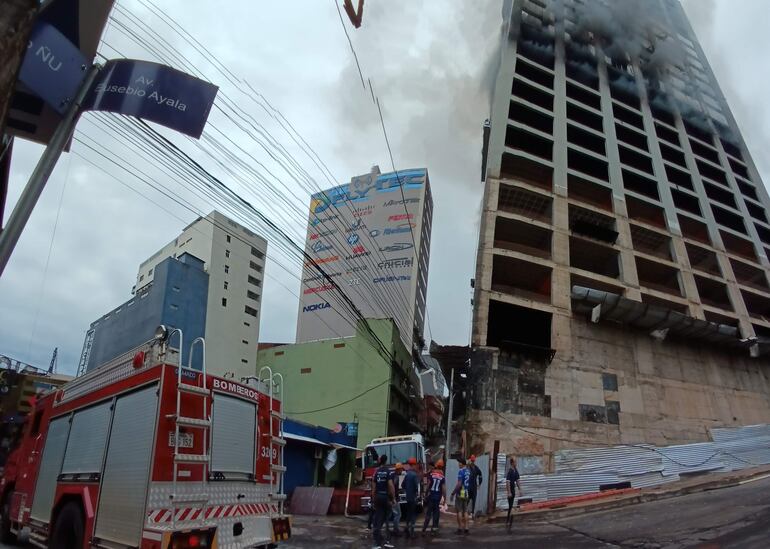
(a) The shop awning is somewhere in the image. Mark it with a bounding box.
[284,432,330,446]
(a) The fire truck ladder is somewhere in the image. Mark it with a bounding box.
[259,366,287,514]
[168,334,211,528]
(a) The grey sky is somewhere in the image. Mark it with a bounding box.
[0,1,768,376]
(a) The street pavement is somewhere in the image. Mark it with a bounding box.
[0,476,766,548]
[284,475,770,548]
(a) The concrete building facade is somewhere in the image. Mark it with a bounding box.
[470,0,770,467]
[297,166,433,352]
[135,211,268,379]
[82,253,208,372]
[257,318,421,448]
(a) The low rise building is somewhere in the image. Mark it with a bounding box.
[257,318,422,448]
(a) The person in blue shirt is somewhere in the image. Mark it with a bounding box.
[421,459,446,534]
[506,456,523,529]
[451,457,471,535]
[402,457,420,538]
[371,454,394,549]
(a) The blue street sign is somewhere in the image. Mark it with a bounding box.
[84,59,219,139]
[18,21,89,115]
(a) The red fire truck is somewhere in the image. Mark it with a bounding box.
[360,434,426,510]
[0,327,290,548]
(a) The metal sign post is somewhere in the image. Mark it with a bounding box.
[0,63,100,277]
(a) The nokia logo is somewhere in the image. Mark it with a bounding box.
[380,243,413,253]
[303,302,331,313]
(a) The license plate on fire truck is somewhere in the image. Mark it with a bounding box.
[168,431,193,448]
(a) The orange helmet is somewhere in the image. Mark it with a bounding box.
[435,459,444,469]
[395,462,403,469]
[407,457,417,465]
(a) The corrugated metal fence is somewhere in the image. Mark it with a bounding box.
[495,423,770,509]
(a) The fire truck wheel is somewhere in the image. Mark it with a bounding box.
[50,502,84,549]
[0,495,16,544]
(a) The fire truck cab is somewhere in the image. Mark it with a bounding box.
[0,328,290,549]
[360,434,426,509]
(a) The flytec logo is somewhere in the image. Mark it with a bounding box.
[303,302,331,313]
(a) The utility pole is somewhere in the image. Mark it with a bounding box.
[0,0,38,135]
[445,367,454,462]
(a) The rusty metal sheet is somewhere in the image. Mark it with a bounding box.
[290,487,334,515]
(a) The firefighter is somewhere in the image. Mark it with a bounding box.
[371,454,395,549]
[403,457,420,538]
[389,462,404,537]
[422,459,446,534]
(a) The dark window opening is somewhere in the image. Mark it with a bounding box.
[728,158,750,180]
[618,146,654,175]
[671,188,701,216]
[500,153,553,191]
[630,224,672,260]
[515,58,555,88]
[615,124,648,152]
[491,255,552,303]
[635,256,683,296]
[683,119,714,146]
[711,205,746,234]
[720,138,744,162]
[730,258,769,291]
[512,78,554,110]
[689,139,720,165]
[494,216,552,259]
[517,40,555,70]
[579,404,607,424]
[565,59,599,89]
[567,102,603,132]
[720,230,757,262]
[627,195,666,229]
[608,74,641,110]
[655,122,680,146]
[704,310,739,329]
[602,373,618,391]
[567,124,605,156]
[659,143,687,168]
[245,305,258,317]
[641,293,689,314]
[755,224,770,246]
[704,182,737,209]
[650,101,676,126]
[508,101,554,134]
[566,81,601,110]
[505,126,553,161]
[248,275,262,286]
[696,159,728,186]
[622,169,659,200]
[570,236,620,278]
[487,300,552,349]
[568,205,618,244]
[613,103,644,129]
[737,180,758,201]
[497,184,553,222]
[571,273,625,296]
[665,164,693,190]
[568,174,613,211]
[685,242,721,276]
[568,148,608,181]
[694,275,732,310]
[746,201,768,224]
[742,290,770,320]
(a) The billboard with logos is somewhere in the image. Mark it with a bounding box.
[297,168,431,350]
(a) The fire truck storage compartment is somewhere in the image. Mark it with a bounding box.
[29,417,69,521]
[211,394,257,478]
[95,384,159,545]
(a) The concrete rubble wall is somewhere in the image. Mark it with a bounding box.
[468,316,770,470]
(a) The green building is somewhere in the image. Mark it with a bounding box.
[257,318,422,448]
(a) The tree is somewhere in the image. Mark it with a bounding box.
[0,0,38,137]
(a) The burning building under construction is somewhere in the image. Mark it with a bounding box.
[470,0,770,469]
